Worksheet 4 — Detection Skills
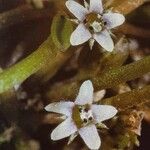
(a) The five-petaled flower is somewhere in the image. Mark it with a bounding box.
[65,0,125,51]
[45,80,118,149]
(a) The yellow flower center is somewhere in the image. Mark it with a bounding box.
[84,13,106,33]
[72,104,94,129]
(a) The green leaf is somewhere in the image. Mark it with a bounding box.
[51,14,73,52]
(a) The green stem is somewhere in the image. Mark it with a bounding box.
[37,49,74,82]
[101,85,150,111]
[47,56,150,100]
[0,36,57,93]
[0,0,146,95]
[92,56,150,90]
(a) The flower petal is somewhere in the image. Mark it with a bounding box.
[103,12,125,29]
[92,104,118,123]
[89,0,103,14]
[93,29,114,52]
[51,118,77,140]
[93,89,106,102]
[45,102,74,117]
[66,0,88,21]
[79,124,101,149]
[75,80,94,105]
[70,23,92,46]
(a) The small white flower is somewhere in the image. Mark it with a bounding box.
[66,0,125,51]
[45,80,117,149]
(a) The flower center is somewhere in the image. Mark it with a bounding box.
[72,105,94,128]
[84,13,106,33]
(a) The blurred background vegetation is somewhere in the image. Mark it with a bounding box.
[0,0,149,149]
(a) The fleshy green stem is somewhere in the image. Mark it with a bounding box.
[0,36,57,93]
[47,56,150,100]
[101,85,150,111]
[0,0,147,95]
[92,56,150,90]
[37,49,74,82]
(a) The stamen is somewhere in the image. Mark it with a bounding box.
[79,107,82,113]
[88,116,93,121]
[72,105,94,128]
[97,14,101,19]
[84,12,105,33]
[83,118,88,123]
[103,21,107,25]
[84,108,89,112]
[89,26,94,32]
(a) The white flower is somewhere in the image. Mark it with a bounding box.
[45,80,117,149]
[66,0,125,51]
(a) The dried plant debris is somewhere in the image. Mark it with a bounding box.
[0,0,149,150]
